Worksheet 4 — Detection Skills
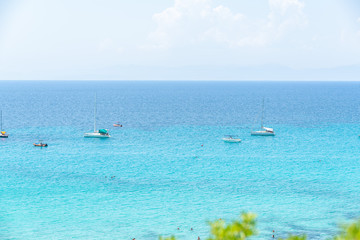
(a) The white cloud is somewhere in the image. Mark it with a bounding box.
[267,0,306,39]
[269,0,304,15]
[2,0,360,80]
[148,0,306,49]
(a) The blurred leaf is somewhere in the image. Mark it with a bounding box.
[279,235,307,240]
[207,212,257,240]
[158,213,360,240]
[159,236,177,240]
[333,219,360,240]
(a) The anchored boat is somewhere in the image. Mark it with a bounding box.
[222,135,242,143]
[33,140,48,147]
[84,94,111,138]
[251,99,275,136]
[84,128,110,138]
[0,110,8,138]
[113,122,123,127]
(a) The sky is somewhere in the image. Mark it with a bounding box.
[0,0,360,80]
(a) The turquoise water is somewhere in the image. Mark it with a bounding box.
[1,81,360,239]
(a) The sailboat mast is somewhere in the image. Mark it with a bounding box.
[0,110,2,131]
[261,98,264,129]
[94,94,97,132]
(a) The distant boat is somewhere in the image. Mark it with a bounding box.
[84,129,110,138]
[33,140,48,147]
[0,110,8,138]
[113,122,123,127]
[251,99,275,136]
[222,135,241,143]
[84,94,111,138]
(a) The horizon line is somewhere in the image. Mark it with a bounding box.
[0,79,360,82]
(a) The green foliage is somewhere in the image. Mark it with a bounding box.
[333,219,360,240]
[279,235,307,240]
[159,236,177,240]
[207,212,257,240]
[158,214,360,240]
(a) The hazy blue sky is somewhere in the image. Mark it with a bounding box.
[0,0,360,80]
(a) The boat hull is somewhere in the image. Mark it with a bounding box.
[222,138,241,143]
[0,135,8,138]
[33,144,47,147]
[251,131,275,136]
[84,133,111,138]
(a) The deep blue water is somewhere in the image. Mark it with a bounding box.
[1,81,360,239]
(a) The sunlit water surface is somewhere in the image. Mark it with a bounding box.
[1,81,360,239]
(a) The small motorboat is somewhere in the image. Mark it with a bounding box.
[33,140,48,147]
[0,131,8,138]
[33,143,48,147]
[113,122,123,127]
[222,135,242,143]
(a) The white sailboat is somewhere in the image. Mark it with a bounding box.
[84,94,110,138]
[251,99,275,136]
[0,110,8,138]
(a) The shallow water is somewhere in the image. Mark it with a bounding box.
[0,81,360,239]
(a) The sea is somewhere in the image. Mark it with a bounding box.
[0,81,360,240]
